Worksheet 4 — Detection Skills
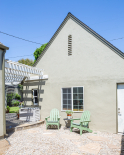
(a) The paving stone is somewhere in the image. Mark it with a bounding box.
[28,130,38,133]
[0,139,10,155]
[79,143,101,154]
[88,135,109,142]
[107,143,120,149]
[4,124,122,155]
[43,130,54,132]
[42,132,56,137]
[72,142,81,146]
[60,134,80,140]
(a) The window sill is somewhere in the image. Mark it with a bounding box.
[61,110,83,113]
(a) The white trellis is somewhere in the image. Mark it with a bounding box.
[5,60,48,85]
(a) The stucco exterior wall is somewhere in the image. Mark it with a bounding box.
[0,49,6,138]
[23,18,124,133]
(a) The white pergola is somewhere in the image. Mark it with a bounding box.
[5,60,48,85]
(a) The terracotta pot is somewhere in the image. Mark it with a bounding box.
[67,114,72,119]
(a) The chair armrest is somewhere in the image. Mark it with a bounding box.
[70,118,80,121]
[45,116,50,121]
[70,118,80,124]
[58,117,61,121]
[80,120,91,122]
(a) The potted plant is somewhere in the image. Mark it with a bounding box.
[6,106,10,113]
[16,110,19,119]
[66,110,73,119]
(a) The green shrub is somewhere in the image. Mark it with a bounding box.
[7,93,21,106]
[15,93,21,100]
[11,100,20,106]
[66,110,74,115]
[7,93,15,106]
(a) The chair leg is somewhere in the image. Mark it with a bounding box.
[70,127,73,132]
[87,128,92,133]
[80,129,82,135]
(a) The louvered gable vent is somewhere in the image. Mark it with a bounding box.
[68,35,72,56]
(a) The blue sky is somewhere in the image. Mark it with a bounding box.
[1,0,124,62]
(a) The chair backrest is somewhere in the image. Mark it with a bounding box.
[80,111,91,126]
[50,109,60,121]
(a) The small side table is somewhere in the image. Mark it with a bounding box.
[63,118,72,129]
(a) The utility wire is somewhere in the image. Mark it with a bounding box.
[1,30,123,59]
[0,31,42,45]
[109,37,124,41]
[7,36,124,59]
[1,30,124,44]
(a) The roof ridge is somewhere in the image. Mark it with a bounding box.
[69,13,124,57]
[33,12,124,66]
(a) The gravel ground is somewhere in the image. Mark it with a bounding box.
[4,124,122,155]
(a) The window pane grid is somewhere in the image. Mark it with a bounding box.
[73,87,83,111]
[62,87,83,111]
[73,93,83,94]
[62,88,72,110]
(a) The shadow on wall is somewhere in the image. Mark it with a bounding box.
[23,79,46,107]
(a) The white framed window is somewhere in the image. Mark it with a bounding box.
[61,87,84,112]
[32,89,38,105]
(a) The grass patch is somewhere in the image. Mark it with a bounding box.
[9,107,20,113]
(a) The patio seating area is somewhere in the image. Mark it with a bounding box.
[4,124,122,155]
[6,113,26,133]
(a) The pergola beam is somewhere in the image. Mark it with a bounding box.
[5,60,48,84]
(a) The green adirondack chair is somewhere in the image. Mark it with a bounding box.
[70,111,92,135]
[45,109,61,130]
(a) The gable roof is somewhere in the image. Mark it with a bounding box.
[33,12,124,66]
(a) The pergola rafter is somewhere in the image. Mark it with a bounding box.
[5,60,48,85]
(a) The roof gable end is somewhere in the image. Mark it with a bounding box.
[33,12,124,66]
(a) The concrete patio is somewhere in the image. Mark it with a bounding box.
[6,113,26,133]
[3,124,123,155]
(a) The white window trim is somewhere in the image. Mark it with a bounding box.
[61,86,84,113]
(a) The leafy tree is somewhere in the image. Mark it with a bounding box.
[33,43,47,63]
[15,93,21,100]
[18,58,34,66]
[7,93,21,106]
